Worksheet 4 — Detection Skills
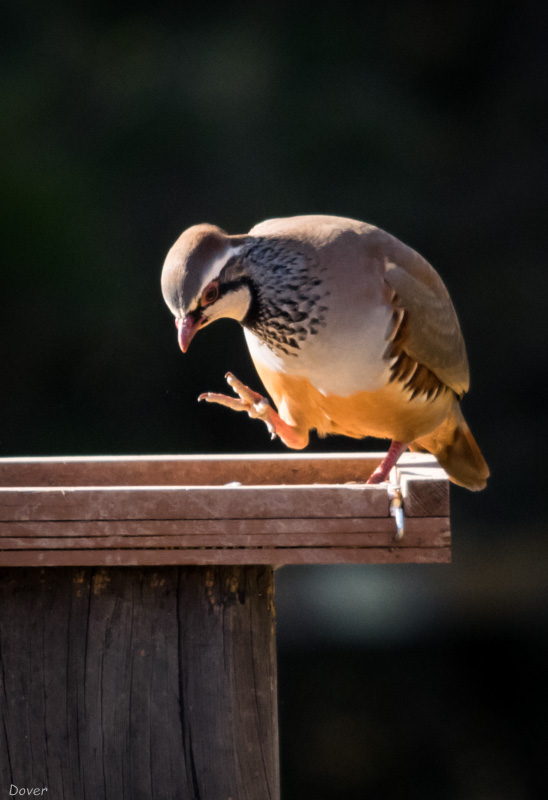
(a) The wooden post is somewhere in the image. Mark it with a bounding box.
[0,565,279,800]
[0,451,450,797]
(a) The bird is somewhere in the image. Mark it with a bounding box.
[161,215,489,490]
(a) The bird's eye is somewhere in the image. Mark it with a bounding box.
[201,281,219,306]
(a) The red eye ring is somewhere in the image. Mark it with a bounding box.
[201,281,219,306]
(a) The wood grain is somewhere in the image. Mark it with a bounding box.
[0,547,450,566]
[0,484,388,522]
[0,517,450,548]
[393,454,450,517]
[0,453,450,565]
[0,452,382,487]
[0,453,452,797]
[0,566,279,800]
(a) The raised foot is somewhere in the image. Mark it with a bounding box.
[198,372,278,438]
[198,372,308,449]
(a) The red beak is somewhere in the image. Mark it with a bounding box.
[176,314,203,353]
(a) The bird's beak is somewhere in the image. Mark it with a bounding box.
[176,314,203,353]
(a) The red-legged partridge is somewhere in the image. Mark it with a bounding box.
[161,215,489,489]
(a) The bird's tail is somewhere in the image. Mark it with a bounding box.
[410,403,489,491]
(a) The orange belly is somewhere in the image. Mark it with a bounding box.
[253,360,455,443]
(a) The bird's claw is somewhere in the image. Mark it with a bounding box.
[199,372,308,450]
[198,372,273,425]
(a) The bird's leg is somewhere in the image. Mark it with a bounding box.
[198,372,308,449]
[367,440,408,484]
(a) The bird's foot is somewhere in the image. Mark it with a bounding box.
[198,372,307,449]
[199,372,277,436]
[366,441,408,484]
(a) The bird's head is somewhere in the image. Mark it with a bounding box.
[161,224,252,352]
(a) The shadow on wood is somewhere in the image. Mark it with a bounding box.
[0,565,279,800]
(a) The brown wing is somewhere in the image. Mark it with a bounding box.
[383,257,469,399]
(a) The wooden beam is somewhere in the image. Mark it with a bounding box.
[0,453,452,797]
[0,566,280,799]
[0,516,449,539]
[0,453,450,566]
[392,454,450,517]
[0,517,450,548]
[0,452,383,487]
[0,484,388,522]
[0,547,450,567]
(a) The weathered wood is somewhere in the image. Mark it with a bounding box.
[0,566,279,800]
[393,454,450,517]
[0,547,450,566]
[0,453,382,487]
[0,516,447,538]
[0,453,451,565]
[0,452,451,798]
[0,522,450,549]
[0,517,449,548]
[0,484,389,522]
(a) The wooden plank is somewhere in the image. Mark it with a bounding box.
[0,566,279,798]
[0,452,451,565]
[0,532,450,549]
[176,566,279,797]
[0,547,451,566]
[0,516,445,537]
[0,516,449,538]
[0,519,450,550]
[0,484,389,522]
[392,454,450,517]
[0,452,383,487]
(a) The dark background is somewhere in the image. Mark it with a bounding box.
[2,1,547,797]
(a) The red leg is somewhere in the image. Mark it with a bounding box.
[198,372,309,450]
[367,441,408,484]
